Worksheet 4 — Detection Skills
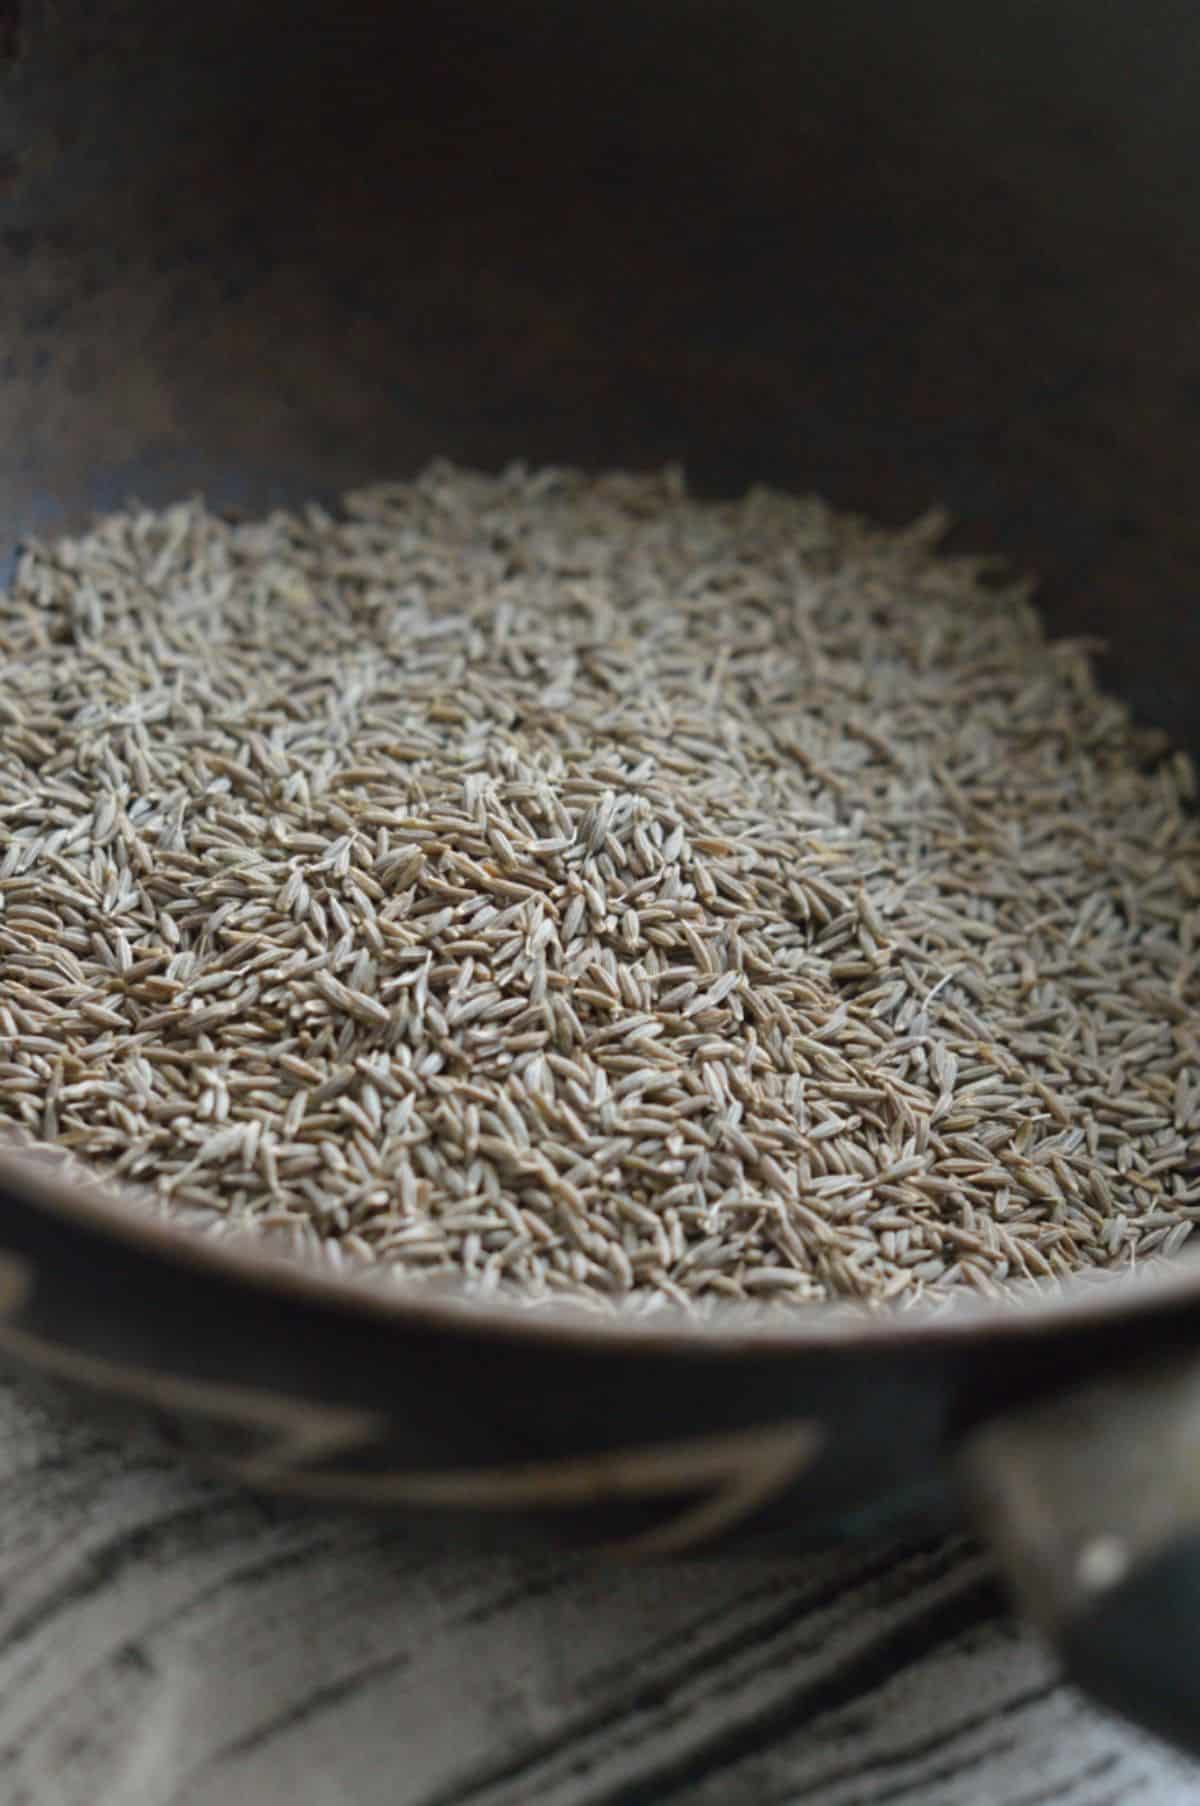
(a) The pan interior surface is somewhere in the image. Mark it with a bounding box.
[2,0,1199,1340]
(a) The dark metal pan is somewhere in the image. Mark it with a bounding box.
[2,0,1199,1757]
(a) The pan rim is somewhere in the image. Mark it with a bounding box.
[1,1140,1197,1355]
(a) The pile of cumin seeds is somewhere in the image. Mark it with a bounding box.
[2,461,1200,1317]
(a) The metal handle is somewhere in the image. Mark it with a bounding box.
[959,1346,1200,1756]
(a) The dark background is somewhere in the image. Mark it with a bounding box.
[2,0,1198,738]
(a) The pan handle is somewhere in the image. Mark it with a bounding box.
[959,1345,1200,1756]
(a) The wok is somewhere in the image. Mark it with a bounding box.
[2,0,1199,1758]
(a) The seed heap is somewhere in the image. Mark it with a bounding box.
[1,463,1199,1313]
